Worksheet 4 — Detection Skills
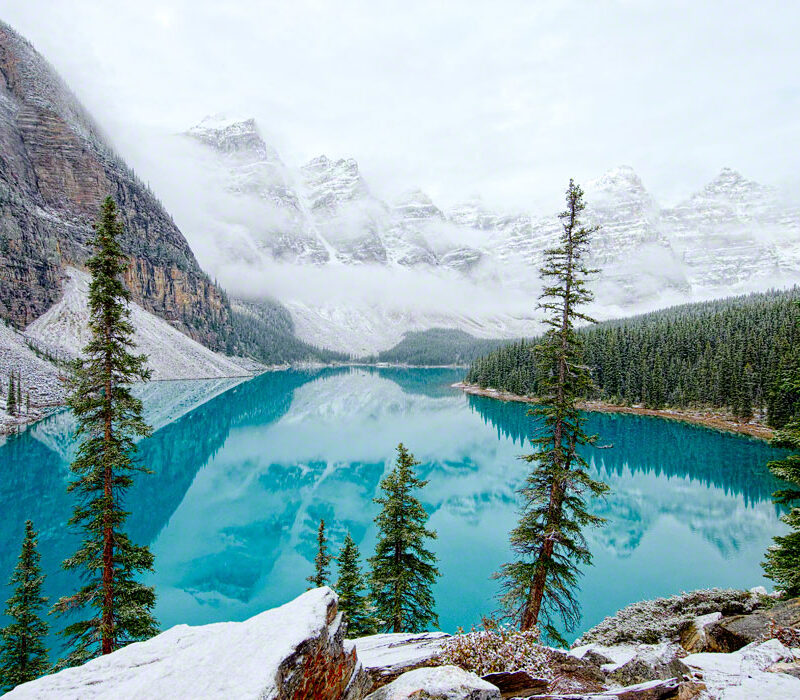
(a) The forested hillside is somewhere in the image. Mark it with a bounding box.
[371,328,513,366]
[230,299,349,364]
[466,288,800,427]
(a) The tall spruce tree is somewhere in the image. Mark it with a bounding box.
[16,371,22,414]
[762,354,800,596]
[370,443,439,633]
[306,519,332,588]
[7,373,16,416]
[498,180,610,644]
[53,196,157,667]
[0,521,49,692]
[335,533,374,636]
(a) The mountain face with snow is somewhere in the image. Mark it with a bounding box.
[175,117,800,353]
[0,22,233,350]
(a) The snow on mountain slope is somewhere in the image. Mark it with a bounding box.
[286,299,534,356]
[0,318,65,434]
[25,268,255,380]
[138,116,800,354]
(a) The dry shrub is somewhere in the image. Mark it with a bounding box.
[767,619,800,648]
[436,618,553,679]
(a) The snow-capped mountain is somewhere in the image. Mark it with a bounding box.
[169,116,799,353]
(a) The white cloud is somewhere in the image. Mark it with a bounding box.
[3,0,798,213]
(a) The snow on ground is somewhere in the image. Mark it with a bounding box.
[0,318,65,435]
[683,639,800,699]
[6,588,341,699]
[25,268,255,380]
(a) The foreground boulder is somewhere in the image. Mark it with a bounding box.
[677,612,722,653]
[481,669,548,697]
[683,638,800,698]
[571,642,688,686]
[353,632,450,688]
[6,587,368,699]
[703,597,800,652]
[364,665,500,700]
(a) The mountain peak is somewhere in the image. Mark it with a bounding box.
[393,189,443,220]
[699,167,772,201]
[587,165,646,193]
[185,115,277,161]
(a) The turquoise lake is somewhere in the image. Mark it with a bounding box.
[0,367,790,649]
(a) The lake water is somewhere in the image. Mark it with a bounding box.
[0,367,790,650]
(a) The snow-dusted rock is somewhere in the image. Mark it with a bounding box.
[683,638,800,699]
[570,642,688,686]
[678,612,723,653]
[480,669,549,696]
[363,665,500,700]
[353,632,451,688]
[6,587,367,699]
[704,597,800,653]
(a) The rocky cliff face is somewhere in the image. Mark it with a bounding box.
[0,22,232,349]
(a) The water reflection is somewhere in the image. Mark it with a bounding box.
[0,368,789,647]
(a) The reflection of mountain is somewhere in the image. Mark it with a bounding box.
[0,369,789,642]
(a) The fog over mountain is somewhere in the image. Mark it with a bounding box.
[122,115,800,353]
[2,1,799,354]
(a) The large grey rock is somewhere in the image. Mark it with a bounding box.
[353,632,451,689]
[677,612,722,653]
[683,638,800,699]
[571,643,688,685]
[523,677,680,699]
[6,587,367,699]
[481,670,548,697]
[364,665,500,700]
[704,597,800,652]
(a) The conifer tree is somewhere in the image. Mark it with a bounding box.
[763,355,800,596]
[16,371,22,414]
[370,443,439,633]
[7,373,16,416]
[306,519,332,588]
[335,533,374,636]
[0,521,49,692]
[498,180,610,644]
[53,196,157,667]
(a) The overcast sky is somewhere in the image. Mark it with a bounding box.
[3,0,798,211]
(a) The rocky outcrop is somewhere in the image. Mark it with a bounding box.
[682,638,800,698]
[353,632,451,689]
[363,665,500,700]
[481,670,548,697]
[570,643,689,687]
[701,597,800,653]
[0,21,232,349]
[6,587,368,700]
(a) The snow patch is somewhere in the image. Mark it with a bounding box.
[25,268,256,380]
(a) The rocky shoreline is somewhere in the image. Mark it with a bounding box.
[8,586,799,699]
[453,382,775,442]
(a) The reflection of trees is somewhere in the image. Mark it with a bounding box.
[369,367,464,398]
[467,394,787,507]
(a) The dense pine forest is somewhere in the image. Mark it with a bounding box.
[466,288,800,427]
[229,299,349,364]
[372,328,512,366]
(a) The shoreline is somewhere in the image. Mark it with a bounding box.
[453,382,775,441]
[0,363,468,436]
